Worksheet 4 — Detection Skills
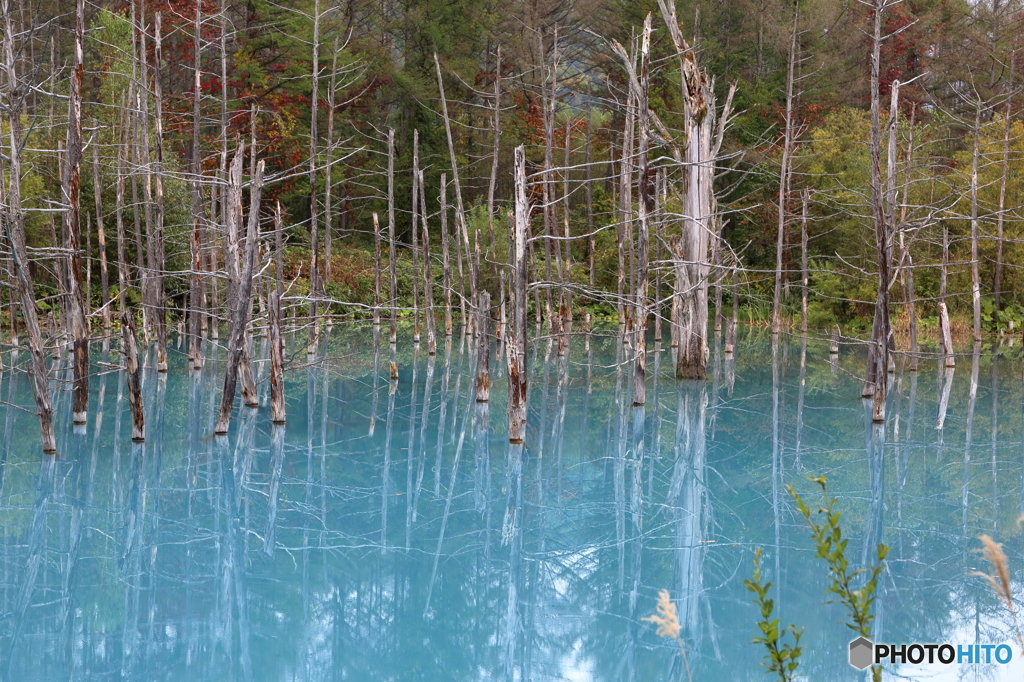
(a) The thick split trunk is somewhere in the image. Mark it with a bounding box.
[215,155,265,434]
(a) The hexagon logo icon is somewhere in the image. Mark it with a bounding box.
[849,637,874,670]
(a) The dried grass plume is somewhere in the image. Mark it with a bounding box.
[971,535,1013,609]
[643,589,682,640]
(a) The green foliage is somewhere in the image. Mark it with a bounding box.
[744,548,804,681]
[788,476,889,682]
[981,296,1024,333]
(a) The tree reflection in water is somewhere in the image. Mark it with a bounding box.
[0,327,1022,681]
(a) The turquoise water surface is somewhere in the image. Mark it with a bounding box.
[1,325,1022,681]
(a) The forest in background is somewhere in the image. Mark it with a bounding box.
[2,0,1024,448]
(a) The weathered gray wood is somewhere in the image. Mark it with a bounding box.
[91,123,111,335]
[772,4,799,335]
[508,146,529,443]
[189,0,205,370]
[434,53,478,313]
[373,212,382,327]
[121,310,144,442]
[3,0,55,452]
[387,128,397,344]
[63,0,89,423]
[153,12,168,372]
[215,157,265,434]
[475,291,490,402]
[412,129,421,343]
[269,288,286,424]
[633,17,651,406]
[306,0,323,356]
[657,0,733,380]
[418,170,437,354]
[440,174,453,336]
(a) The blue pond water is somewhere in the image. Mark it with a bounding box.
[0,325,1022,681]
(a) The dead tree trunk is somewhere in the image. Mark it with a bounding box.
[152,12,168,372]
[412,130,422,343]
[306,0,323,356]
[269,288,286,424]
[122,310,145,442]
[993,55,1014,314]
[215,157,265,434]
[434,53,479,317]
[772,3,799,335]
[91,123,111,336]
[476,291,490,402]
[969,97,983,343]
[418,170,437,354]
[440,173,453,336]
[613,17,652,404]
[63,0,89,424]
[508,146,529,443]
[387,128,397,344]
[188,0,205,370]
[658,0,732,380]
[865,1,893,422]
[2,0,55,452]
[373,212,382,327]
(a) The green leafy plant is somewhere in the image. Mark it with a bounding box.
[744,547,804,681]
[788,476,888,682]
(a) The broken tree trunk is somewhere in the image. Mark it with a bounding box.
[657,0,732,380]
[215,158,265,434]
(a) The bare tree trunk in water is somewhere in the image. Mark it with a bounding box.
[63,0,89,424]
[508,147,529,443]
[387,128,397,344]
[121,310,145,442]
[418,170,437,354]
[476,291,490,402]
[215,153,265,434]
[993,55,1015,315]
[152,12,168,372]
[435,53,478,317]
[612,17,652,404]
[269,288,286,424]
[969,98,983,343]
[373,212,382,327]
[92,122,111,335]
[772,3,799,335]
[864,3,894,422]
[658,0,733,380]
[189,0,205,370]
[411,130,421,343]
[2,0,55,452]
[440,174,453,336]
[307,0,323,356]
